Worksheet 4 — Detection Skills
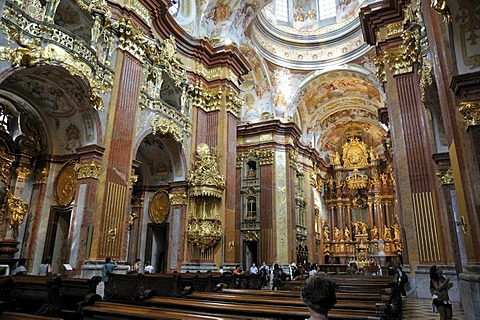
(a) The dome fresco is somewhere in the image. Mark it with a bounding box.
[172,0,387,158]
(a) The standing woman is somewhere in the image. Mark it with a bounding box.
[430,265,453,320]
[39,256,52,276]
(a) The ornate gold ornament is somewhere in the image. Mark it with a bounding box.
[1,189,29,231]
[74,161,102,179]
[107,227,117,241]
[460,216,469,235]
[342,137,369,168]
[0,5,114,111]
[458,100,480,128]
[129,169,138,189]
[237,148,275,167]
[187,144,225,251]
[244,230,258,241]
[150,116,183,142]
[189,81,222,113]
[127,211,138,230]
[351,195,368,209]
[149,190,170,224]
[169,193,188,205]
[55,162,78,206]
[15,166,31,181]
[431,0,451,23]
[188,144,225,197]
[35,166,49,184]
[0,144,15,184]
[436,168,454,185]
[226,90,243,117]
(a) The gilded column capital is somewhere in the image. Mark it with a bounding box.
[35,167,49,184]
[190,82,222,112]
[129,171,138,189]
[74,161,102,179]
[226,89,243,117]
[16,166,31,181]
[458,100,480,128]
[436,168,454,185]
[169,193,188,205]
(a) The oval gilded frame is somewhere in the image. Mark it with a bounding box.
[55,161,77,206]
[149,190,170,224]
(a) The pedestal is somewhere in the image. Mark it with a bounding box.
[459,265,480,320]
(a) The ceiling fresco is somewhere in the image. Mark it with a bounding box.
[0,66,98,155]
[172,0,387,163]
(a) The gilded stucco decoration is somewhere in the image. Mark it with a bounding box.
[453,2,480,70]
[1,189,29,232]
[55,161,78,206]
[0,3,114,111]
[187,143,225,251]
[236,148,275,167]
[75,161,101,179]
[189,81,222,113]
[170,192,188,205]
[436,168,454,185]
[15,166,31,181]
[120,17,192,143]
[35,167,49,184]
[430,0,451,23]
[149,190,170,224]
[342,137,369,168]
[0,145,15,184]
[458,100,480,127]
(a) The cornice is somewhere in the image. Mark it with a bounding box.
[147,1,251,85]
[450,71,480,100]
[237,119,302,141]
[360,0,407,46]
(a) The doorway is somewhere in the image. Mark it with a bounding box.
[244,240,258,271]
[43,208,72,274]
[145,223,168,273]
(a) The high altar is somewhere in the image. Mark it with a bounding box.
[321,136,401,265]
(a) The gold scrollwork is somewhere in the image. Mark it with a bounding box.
[188,143,225,197]
[458,100,480,128]
[431,0,451,24]
[15,166,31,181]
[35,167,49,184]
[0,189,29,231]
[150,116,183,143]
[436,168,454,185]
[74,161,101,179]
[107,227,117,242]
[169,193,188,205]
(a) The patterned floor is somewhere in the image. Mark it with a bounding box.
[403,297,466,319]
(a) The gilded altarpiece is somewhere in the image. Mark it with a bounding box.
[323,137,400,264]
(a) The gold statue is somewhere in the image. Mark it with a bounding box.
[344,227,351,241]
[392,223,400,241]
[370,225,379,240]
[323,225,330,242]
[333,227,341,241]
[383,226,392,240]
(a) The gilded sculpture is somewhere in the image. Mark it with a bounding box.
[55,162,78,206]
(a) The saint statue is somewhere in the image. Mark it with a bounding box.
[333,227,341,242]
[383,226,392,240]
[344,227,351,241]
[370,225,379,240]
[323,226,330,242]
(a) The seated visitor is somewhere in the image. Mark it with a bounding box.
[301,273,337,320]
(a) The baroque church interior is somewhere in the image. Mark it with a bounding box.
[0,0,478,318]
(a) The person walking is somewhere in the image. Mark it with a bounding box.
[430,265,453,320]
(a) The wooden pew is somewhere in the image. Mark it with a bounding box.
[82,301,273,320]
[145,296,382,320]
[59,276,102,318]
[105,273,155,304]
[10,275,61,315]
[0,311,63,320]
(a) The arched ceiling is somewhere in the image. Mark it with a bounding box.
[171,0,387,163]
[0,66,98,155]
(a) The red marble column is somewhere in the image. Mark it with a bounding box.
[90,52,143,260]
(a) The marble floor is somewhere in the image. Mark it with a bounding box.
[403,297,466,319]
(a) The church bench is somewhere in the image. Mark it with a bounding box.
[0,311,63,320]
[184,291,383,313]
[10,275,61,315]
[81,301,273,320]
[145,296,382,320]
[59,276,102,315]
[143,273,177,297]
[106,274,155,304]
